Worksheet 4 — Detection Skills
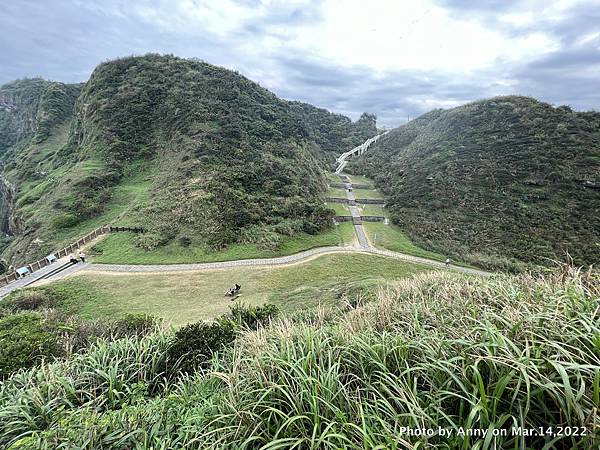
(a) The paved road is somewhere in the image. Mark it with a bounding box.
[353,225,370,248]
[46,246,488,277]
[0,256,76,297]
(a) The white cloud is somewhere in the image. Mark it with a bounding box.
[116,0,562,74]
[3,0,600,126]
[292,1,560,73]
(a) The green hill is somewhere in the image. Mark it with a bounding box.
[347,96,600,270]
[0,55,376,266]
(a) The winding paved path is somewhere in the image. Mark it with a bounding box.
[56,246,489,277]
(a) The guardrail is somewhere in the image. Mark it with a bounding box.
[0,225,145,287]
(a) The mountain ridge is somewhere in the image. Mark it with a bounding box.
[0,55,377,268]
[346,95,600,269]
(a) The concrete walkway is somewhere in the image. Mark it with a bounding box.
[0,242,489,298]
[345,184,370,248]
[0,256,76,297]
[69,247,490,277]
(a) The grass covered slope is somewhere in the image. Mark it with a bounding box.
[90,221,356,264]
[0,78,81,153]
[0,55,376,266]
[348,96,600,270]
[0,267,597,448]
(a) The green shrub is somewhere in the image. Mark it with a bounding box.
[113,313,158,336]
[167,320,236,375]
[178,235,191,247]
[168,304,278,375]
[135,232,168,251]
[225,303,279,330]
[0,312,63,379]
[4,290,53,311]
[51,212,80,229]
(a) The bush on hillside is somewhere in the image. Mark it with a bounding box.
[113,313,158,336]
[5,290,53,311]
[50,212,80,229]
[0,312,63,379]
[167,303,278,375]
[167,320,237,375]
[226,303,279,330]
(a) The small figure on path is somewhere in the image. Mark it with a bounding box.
[78,251,86,263]
[445,257,451,267]
[69,254,79,264]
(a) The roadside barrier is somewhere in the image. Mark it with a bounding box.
[0,225,145,287]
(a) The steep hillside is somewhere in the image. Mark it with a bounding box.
[0,79,82,267]
[0,78,81,153]
[0,55,375,266]
[347,96,600,269]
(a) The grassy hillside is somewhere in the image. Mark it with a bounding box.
[348,96,600,270]
[0,55,376,266]
[0,266,597,448]
[0,78,81,153]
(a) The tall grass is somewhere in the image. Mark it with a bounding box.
[1,266,598,449]
[0,333,171,447]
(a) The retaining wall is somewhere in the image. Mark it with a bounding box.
[355,198,385,205]
[325,197,348,204]
[334,216,353,222]
[360,216,386,222]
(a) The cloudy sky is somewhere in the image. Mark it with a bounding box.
[1,0,599,127]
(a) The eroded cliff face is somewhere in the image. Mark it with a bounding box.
[0,176,16,236]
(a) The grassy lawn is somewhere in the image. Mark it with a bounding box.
[326,202,351,215]
[38,253,431,326]
[325,172,342,183]
[91,222,357,264]
[348,174,374,186]
[362,222,448,262]
[353,189,384,200]
[326,187,348,198]
[359,204,386,216]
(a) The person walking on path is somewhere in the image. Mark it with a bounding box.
[445,257,451,267]
[69,254,78,264]
[78,251,86,263]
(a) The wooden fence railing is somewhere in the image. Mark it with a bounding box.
[0,225,145,288]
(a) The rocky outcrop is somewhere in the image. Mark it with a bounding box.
[0,176,16,235]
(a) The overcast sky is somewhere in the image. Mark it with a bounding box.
[1,0,599,127]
